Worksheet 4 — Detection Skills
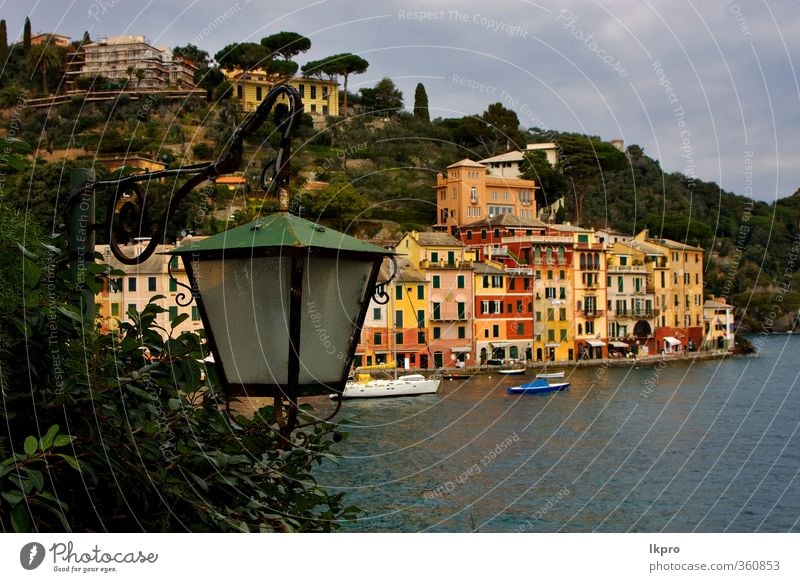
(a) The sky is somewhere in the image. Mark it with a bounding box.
[3,0,799,202]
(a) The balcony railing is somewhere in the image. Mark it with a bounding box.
[608,309,659,319]
[420,259,474,269]
[607,265,648,273]
[506,266,533,276]
[578,309,605,318]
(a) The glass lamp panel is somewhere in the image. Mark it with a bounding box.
[195,257,291,385]
[298,256,373,385]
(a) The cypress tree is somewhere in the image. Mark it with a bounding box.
[23,17,31,53]
[414,82,430,122]
[0,20,7,60]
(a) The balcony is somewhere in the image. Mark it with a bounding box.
[420,259,474,269]
[608,309,659,319]
[607,264,648,274]
[578,310,605,319]
[486,246,509,256]
[506,266,533,276]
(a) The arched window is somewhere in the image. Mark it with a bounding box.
[593,253,600,270]
[534,246,541,262]
[580,253,586,269]
[558,246,565,263]
[546,247,553,262]
[578,323,583,335]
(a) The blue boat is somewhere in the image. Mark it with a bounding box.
[507,378,570,395]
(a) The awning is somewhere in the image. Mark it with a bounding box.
[490,342,512,347]
[545,343,561,348]
[610,341,629,349]
[587,340,605,347]
[663,336,681,346]
[450,346,472,353]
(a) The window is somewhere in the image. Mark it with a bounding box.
[560,270,565,280]
[374,332,383,345]
[168,306,178,321]
[484,329,489,338]
[417,309,425,328]
[418,331,426,345]
[547,308,554,321]
[148,276,157,292]
[111,303,119,316]
[548,329,555,342]
[560,329,567,341]
[236,85,243,99]
[431,252,439,263]
[559,287,566,300]
[458,326,466,339]
[560,308,566,321]
[547,270,553,280]
[517,300,523,313]
[578,234,589,243]
[191,306,200,321]
[373,307,382,320]
[417,285,424,300]
[169,278,177,292]
[111,277,122,292]
[433,275,440,289]
[256,86,262,101]
[492,324,499,338]
[396,331,404,345]
[128,277,137,292]
[481,300,489,314]
[457,275,465,288]
[448,251,455,265]
[617,276,623,292]
[299,84,305,97]
[457,302,466,319]
[433,327,441,340]
[310,85,316,99]
[396,285,402,300]
[395,310,403,327]
[432,303,441,320]
[492,275,503,288]
[585,321,594,334]
[516,323,524,334]
[661,271,665,287]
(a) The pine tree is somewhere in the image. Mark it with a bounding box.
[23,17,31,53]
[414,82,430,122]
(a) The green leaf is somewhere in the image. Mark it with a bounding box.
[40,424,60,450]
[16,243,37,260]
[53,434,75,448]
[23,435,38,456]
[25,469,44,491]
[2,490,25,506]
[57,306,83,323]
[0,463,12,479]
[11,504,30,532]
[186,470,209,493]
[170,313,189,329]
[55,454,80,472]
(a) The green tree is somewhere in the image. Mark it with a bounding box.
[520,149,568,216]
[172,43,209,67]
[195,66,225,101]
[260,31,311,60]
[302,53,368,116]
[413,82,429,122]
[23,16,31,53]
[310,178,370,230]
[359,77,403,116]
[455,103,526,157]
[26,38,65,95]
[214,42,269,71]
[134,68,145,88]
[556,134,627,224]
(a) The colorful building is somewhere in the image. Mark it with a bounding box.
[434,159,537,233]
[396,232,474,368]
[703,298,735,350]
[226,70,339,117]
[95,240,203,337]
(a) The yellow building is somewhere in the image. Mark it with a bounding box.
[550,225,608,360]
[226,70,339,117]
[95,240,204,338]
[632,230,705,352]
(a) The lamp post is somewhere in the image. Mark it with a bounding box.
[67,84,394,444]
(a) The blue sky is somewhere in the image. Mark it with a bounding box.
[2,0,798,202]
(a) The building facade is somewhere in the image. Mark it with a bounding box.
[227,70,339,117]
[434,159,537,233]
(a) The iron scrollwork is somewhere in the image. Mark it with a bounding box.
[372,255,398,305]
[66,84,303,266]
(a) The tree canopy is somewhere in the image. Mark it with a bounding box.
[413,82,429,122]
[359,78,403,116]
[261,31,311,60]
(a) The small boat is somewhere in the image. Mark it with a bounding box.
[498,367,526,375]
[536,371,565,379]
[331,372,441,399]
[507,378,570,395]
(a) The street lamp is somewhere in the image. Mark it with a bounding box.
[166,212,392,399]
[66,84,394,443]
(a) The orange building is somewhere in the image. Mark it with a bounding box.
[434,159,537,234]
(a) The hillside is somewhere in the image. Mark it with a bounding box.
[1,96,797,331]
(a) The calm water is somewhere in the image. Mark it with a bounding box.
[313,334,800,532]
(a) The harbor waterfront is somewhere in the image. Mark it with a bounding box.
[303,334,799,532]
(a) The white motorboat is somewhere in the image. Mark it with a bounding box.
[332,372,441,399]
[535,371,565,379]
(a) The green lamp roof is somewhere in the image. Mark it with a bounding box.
[167,212,392,257]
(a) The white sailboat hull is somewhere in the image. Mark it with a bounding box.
[333,374,441,399]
